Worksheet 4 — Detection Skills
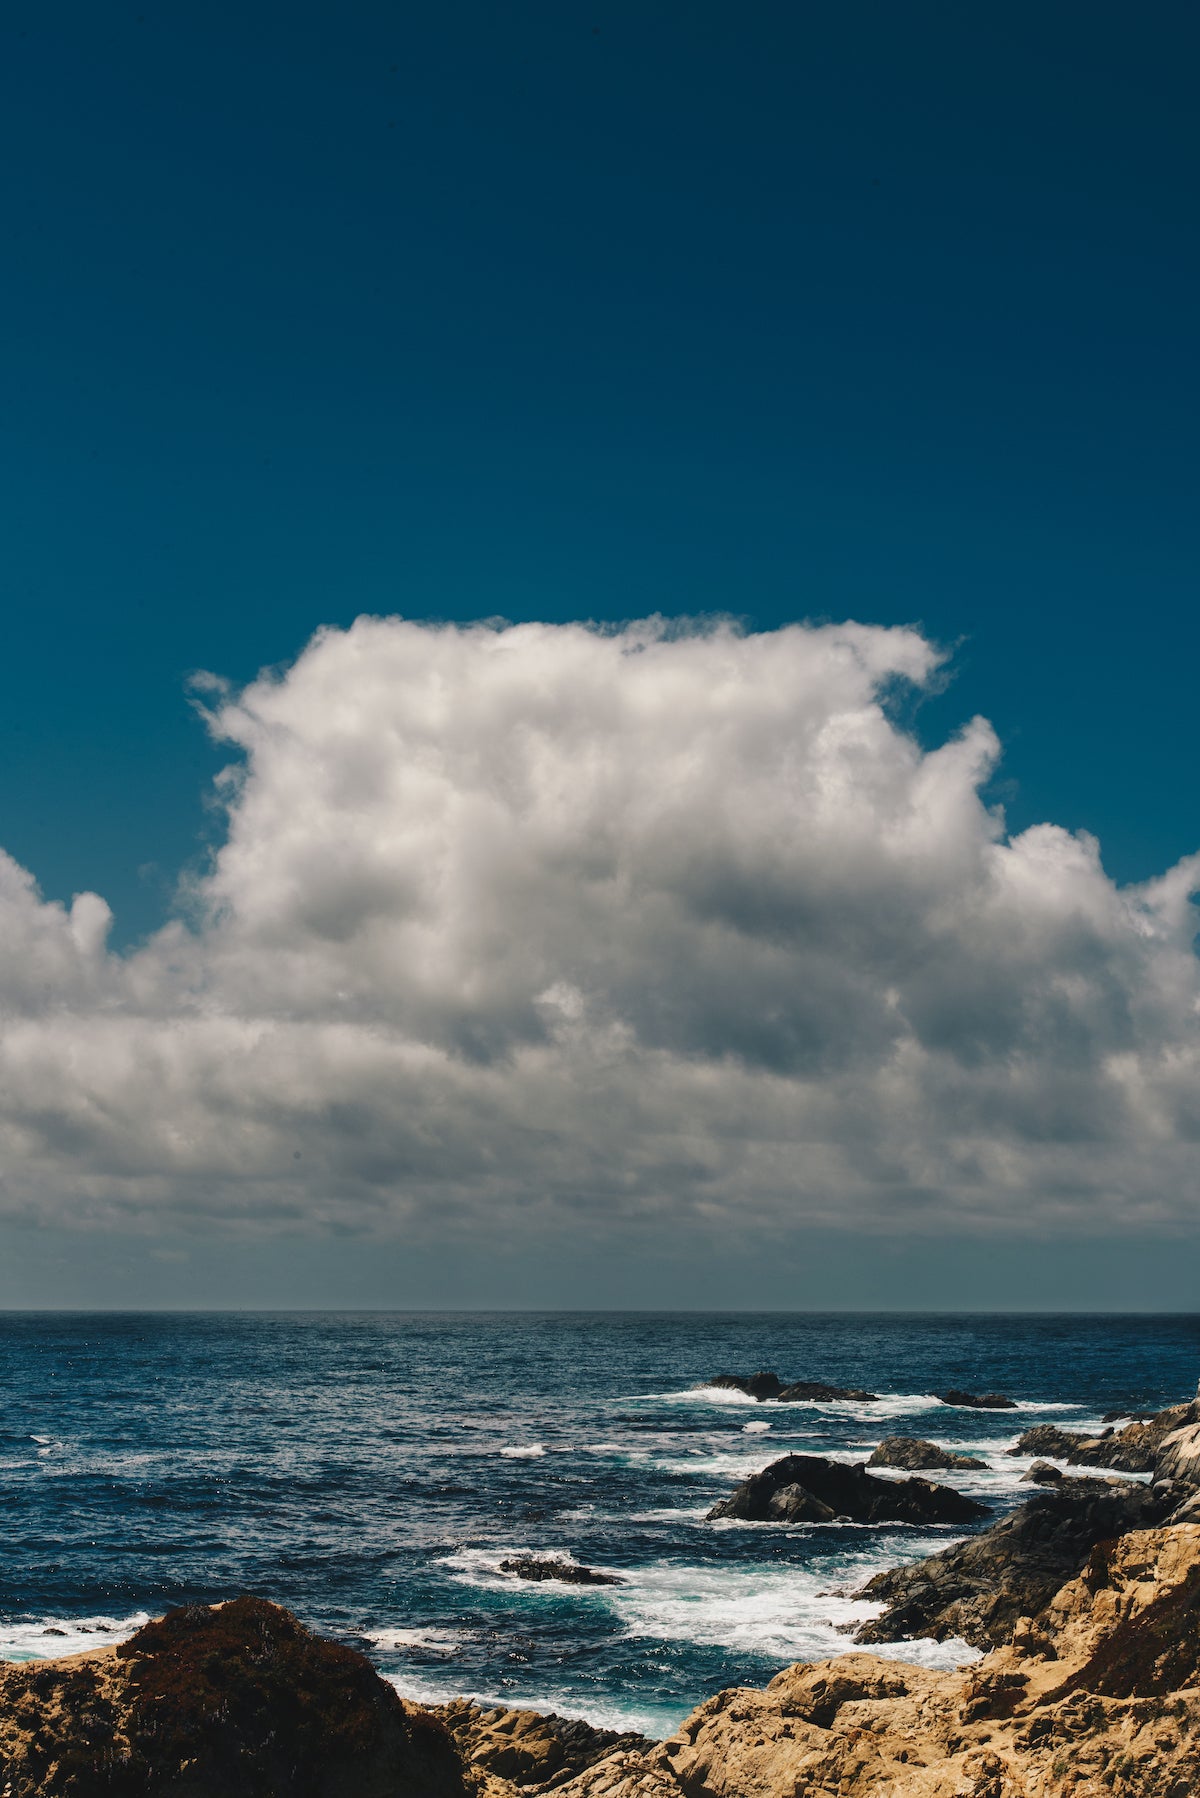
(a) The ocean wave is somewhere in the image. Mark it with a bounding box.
[383,1670,682,1741]
[498,1444,547,1459]
[0,1612,150,1663]
[364,1627,461,1655]
[604,1546,980,1672]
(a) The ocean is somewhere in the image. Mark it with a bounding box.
[1,1310,1197,1737]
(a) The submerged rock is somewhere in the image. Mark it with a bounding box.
[854,1478,1182,1649]
[499,1557,623,1586]
[938,1388,1017,1409]
[707,1453,989,1527]
[705,1370,785,1399]
[0,1595,469,1798]
[867,1436,977,1471]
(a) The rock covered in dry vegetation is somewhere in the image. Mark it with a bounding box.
[706,1452,990,1526]
[0,1596,469,1798]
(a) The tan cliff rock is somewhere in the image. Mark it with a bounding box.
[530,1523,1200,1798]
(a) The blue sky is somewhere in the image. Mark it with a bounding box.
[1,3,1198,1305]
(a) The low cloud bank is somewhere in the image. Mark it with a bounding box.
[1,616,1197,1244]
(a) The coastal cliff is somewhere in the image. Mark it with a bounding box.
[3,1521,1198,1796]
[5,1393,1200,1796]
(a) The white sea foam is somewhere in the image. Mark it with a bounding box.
[365,1627,461,1654]
[0,1612,150,1663]
[604,1547,980,1672]
[437,1546,624,1589]
[499,1444,547,1459]
[742,1421,772,1434]
[383,1671,679,1740]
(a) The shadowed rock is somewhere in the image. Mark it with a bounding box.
[939,1389,1017,1409]
[701,1373,879,1403]
[499,1557,623,1586]
[433,1700,653,1788]
[867,1436,978,1471]
[0,1596,469,1798]
[854,1479,1182,1649]
[707,1453,989,1527]
[1008,1399,1199,1474]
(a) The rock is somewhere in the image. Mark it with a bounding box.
[499,1557,623,1586]
[867,1436,977,1471]
[561,1524,1200,1798]
[938,1388,1017,1409]
[703,1370,783,1400]
[854,1477,1180,1649]
[433,1700,653,1788]
[1156,1417,1200,1485]
[774,1380,879,1403]
[0,1595,470,1798]
[701,1373,879,1402]
[1008,1398,1200,1474]
[1019,1462,1125,1489]
[707,1453,989,1527]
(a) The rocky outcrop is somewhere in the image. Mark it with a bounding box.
[549,1525,1200,1798]
[702,1373,879,1403]
[0,1596,470,1798]
[707,1453,989,1526]
[939,1388,1017,1409]
[499,1558,623,1587]
[1008,1399,1199,1473]
[434,1701,652,1789]
[854,1477,1182,1648]
[867,1435,978,1471]
[1158,1418,1200,1484]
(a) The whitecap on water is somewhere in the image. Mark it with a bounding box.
[499,1444,547,1459]
[365,1627,461,1655]
[0,1612,150,1663]
[742,1421,771,1434]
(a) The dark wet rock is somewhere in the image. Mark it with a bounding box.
[434,1699,654,1787]
[939,1389,1017,1410]
[0,1595,470,1798]
[707,1453,989,1527]
[854,1479,1182,1650]
[1018,1462,1123,1489]
[499,1557,623,1586]
[704,1370,784,1399]
[775,1381,879,1403]
[867,1436,977,1472]
[1008,1400,1200,1475]
[701,1373,879,1403]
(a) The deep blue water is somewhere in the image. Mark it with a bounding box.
[1,1311,1197,1735]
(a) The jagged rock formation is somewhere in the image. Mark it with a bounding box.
[854,1477,1183,1648]
[1007,1399,1199,1473]
[868,1435,978,1471]
[499,1558,623,1587]
[707,1453,989,1526]
[6,1525,1200,1798]
[434,1701,652,1789]
[939,1388,1017,1409]
[0,1595,470,1797]
[556,1525,1200,1798]
[702,1372,879,1403]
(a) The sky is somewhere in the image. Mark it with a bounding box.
[1,1,1198,1308]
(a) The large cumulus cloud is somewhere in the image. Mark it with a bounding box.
[1,615,1197,1243]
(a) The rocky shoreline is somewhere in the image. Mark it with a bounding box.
[3,1389,1199,1795]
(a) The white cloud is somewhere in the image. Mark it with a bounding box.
[0,614,1197,1246]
